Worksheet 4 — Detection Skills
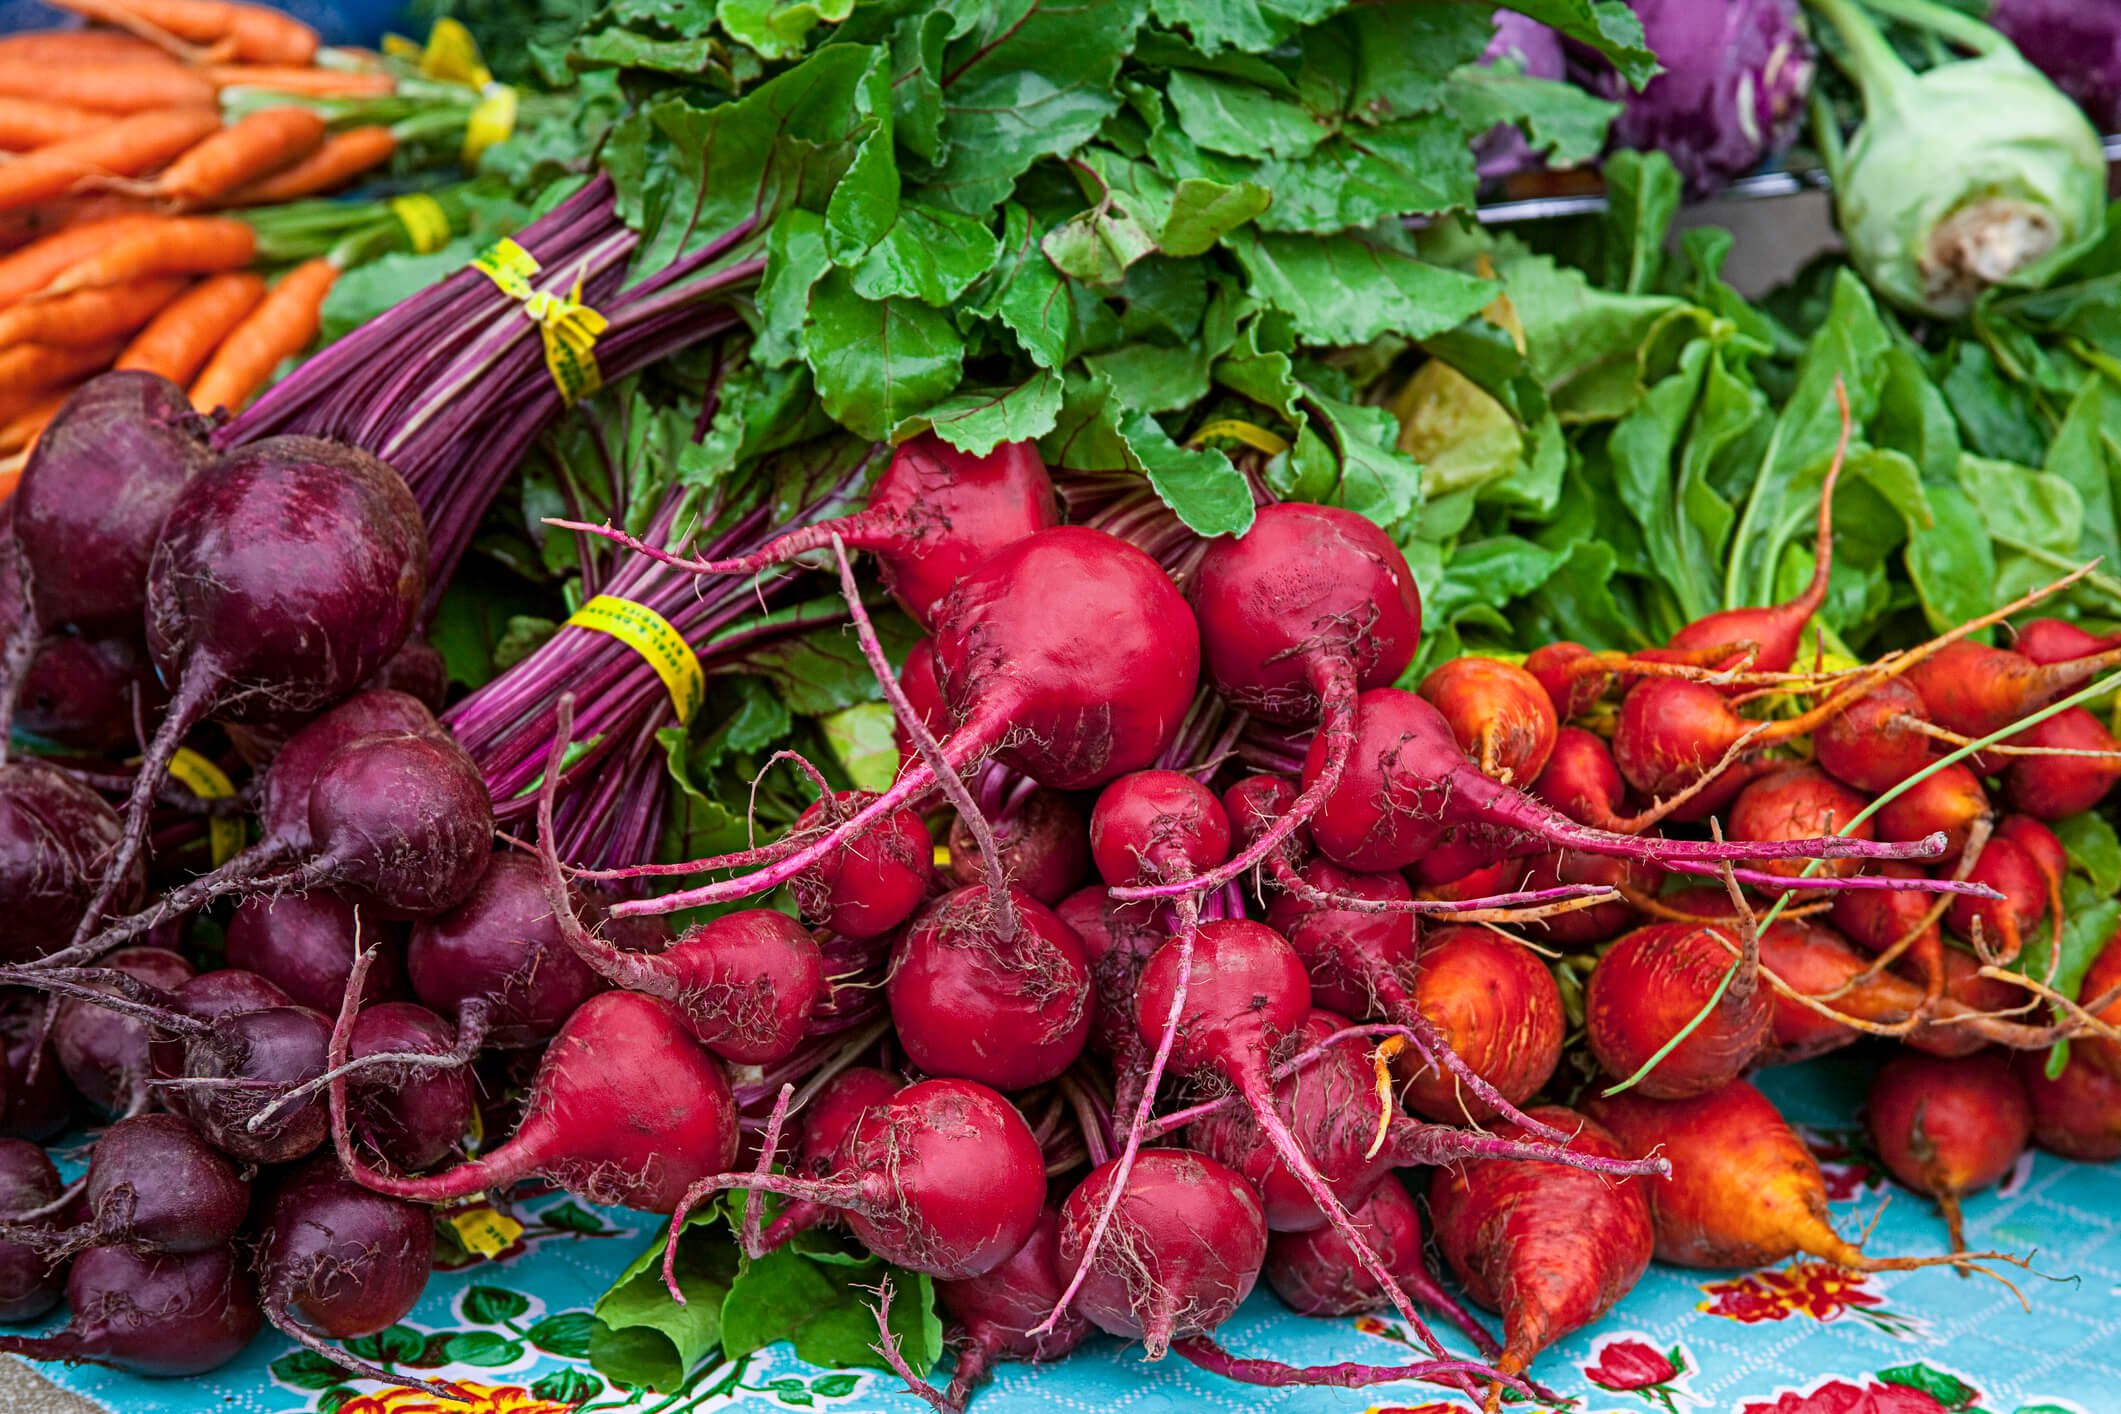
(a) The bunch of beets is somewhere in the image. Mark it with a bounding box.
[0,369,2114,1409]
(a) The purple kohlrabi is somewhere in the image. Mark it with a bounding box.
[1585,0,1817,198]
[1989,0,2121,132]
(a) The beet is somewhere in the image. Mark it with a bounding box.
[1867,1050,2033,1254]
[225,891,407,1015]
[1398,925,1564,1121]
[14,633,152,752]
[0,759,141,965]
[339,989,739,1213]
[1584,923,1771,1099]
[935,1204,1089,1406]
[23,1114,248,1255]
[0,993,71,1140]
[0,1140,64,1323]
[1056,1149,1266,1358]
[79,435,428,952]
[11,371,213,635]
[407,852,607,1049]
[608,527,1200,919]
[887,886,1090,1090]
[1418,656,1559,785]
[788,791,933,940]
[2017,1051,2121,1161]
[1429,1106,1653,1388]
[175,1003,337,1164]
[950,787,1091,905]
[1115,504,1420,903]
[255,1158,446,1397]
[0,1243,263,1375]
[1264,861,1418,1019]
[335,1001,476,1172]
[53,945,193,1117]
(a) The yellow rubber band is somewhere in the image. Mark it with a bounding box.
[166,747,242,867]
[565,595,703,724]
[1188,418,1291,456]
[463,82,517,164]
[446,1206,524,1259]
[389,193,451,256]
[471,240,605,403]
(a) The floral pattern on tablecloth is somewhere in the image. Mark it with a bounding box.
[25,1061,2120,1414]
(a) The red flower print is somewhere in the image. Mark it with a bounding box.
[1585,1337,1680,1391]
[1700,1263,1884,1323]
[1739,1378,1953,1414]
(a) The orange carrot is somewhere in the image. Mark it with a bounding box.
[44,0,317,64]
[116,105,324,203]
[189,256,333,412]
[115,269,262,383]
[0,339,126,399]
[0,30,170,65]
[39,215,255,297]
[222,125,395,204]
[0,276,187,350]
[0,196,160,255]
[0,109,222,212]
[205,64,394,97]
[0,390,71,456]
[0,96,105,152]
[0,213,166,304]
[0,58,218,113]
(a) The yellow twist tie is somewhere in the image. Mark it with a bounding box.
[565,594,703,724]
[389,193,451,255]
[1188,418,1291,456]
[471,239,605,402]
[167,747,242,866]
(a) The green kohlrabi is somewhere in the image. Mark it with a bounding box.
[1807,0,2105,319]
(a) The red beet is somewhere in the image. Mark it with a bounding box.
[1264,861,1418,1019]
[0,759,141,964]
[53,945,193,1117]
[935,1204,1089,1406]
[887,885,1091,1089]
[1119,503,1421,902]
[1814,678,1936,793]
[338,989,739,1213]
[1056,1149,1266,1358]
[789,792,934,939]
[948,787,1090,905]
[224,891,406,1016]
[2016,1051,2121,1161]
[407,852,607,1049]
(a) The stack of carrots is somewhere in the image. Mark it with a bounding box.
[0,0,410,481]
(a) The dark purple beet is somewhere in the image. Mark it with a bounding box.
[0,1243,263,1375]
[225,891,407,1015]
[176,1005,335,1164]
[13,372,215,635]
[0,992,73,1140]
[80,434,428,955]
[53,946,194,1117]
[35,1114,248,1255]
[14,634,153,752]
[0,759,142,964]
[343,1002,474,1171]
[407,853,607,1048]
[254,1158,437,1392]
[934,1204,1087,1405]
[259,691,441,854]
[81,727,494,955]
[149,968,296,1083]
[360,639,449,712]
[0,1139,65,1323]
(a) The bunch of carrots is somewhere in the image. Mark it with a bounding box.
[0,0,416,485]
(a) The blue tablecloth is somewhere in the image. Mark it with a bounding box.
[31,1057,2121,1414]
